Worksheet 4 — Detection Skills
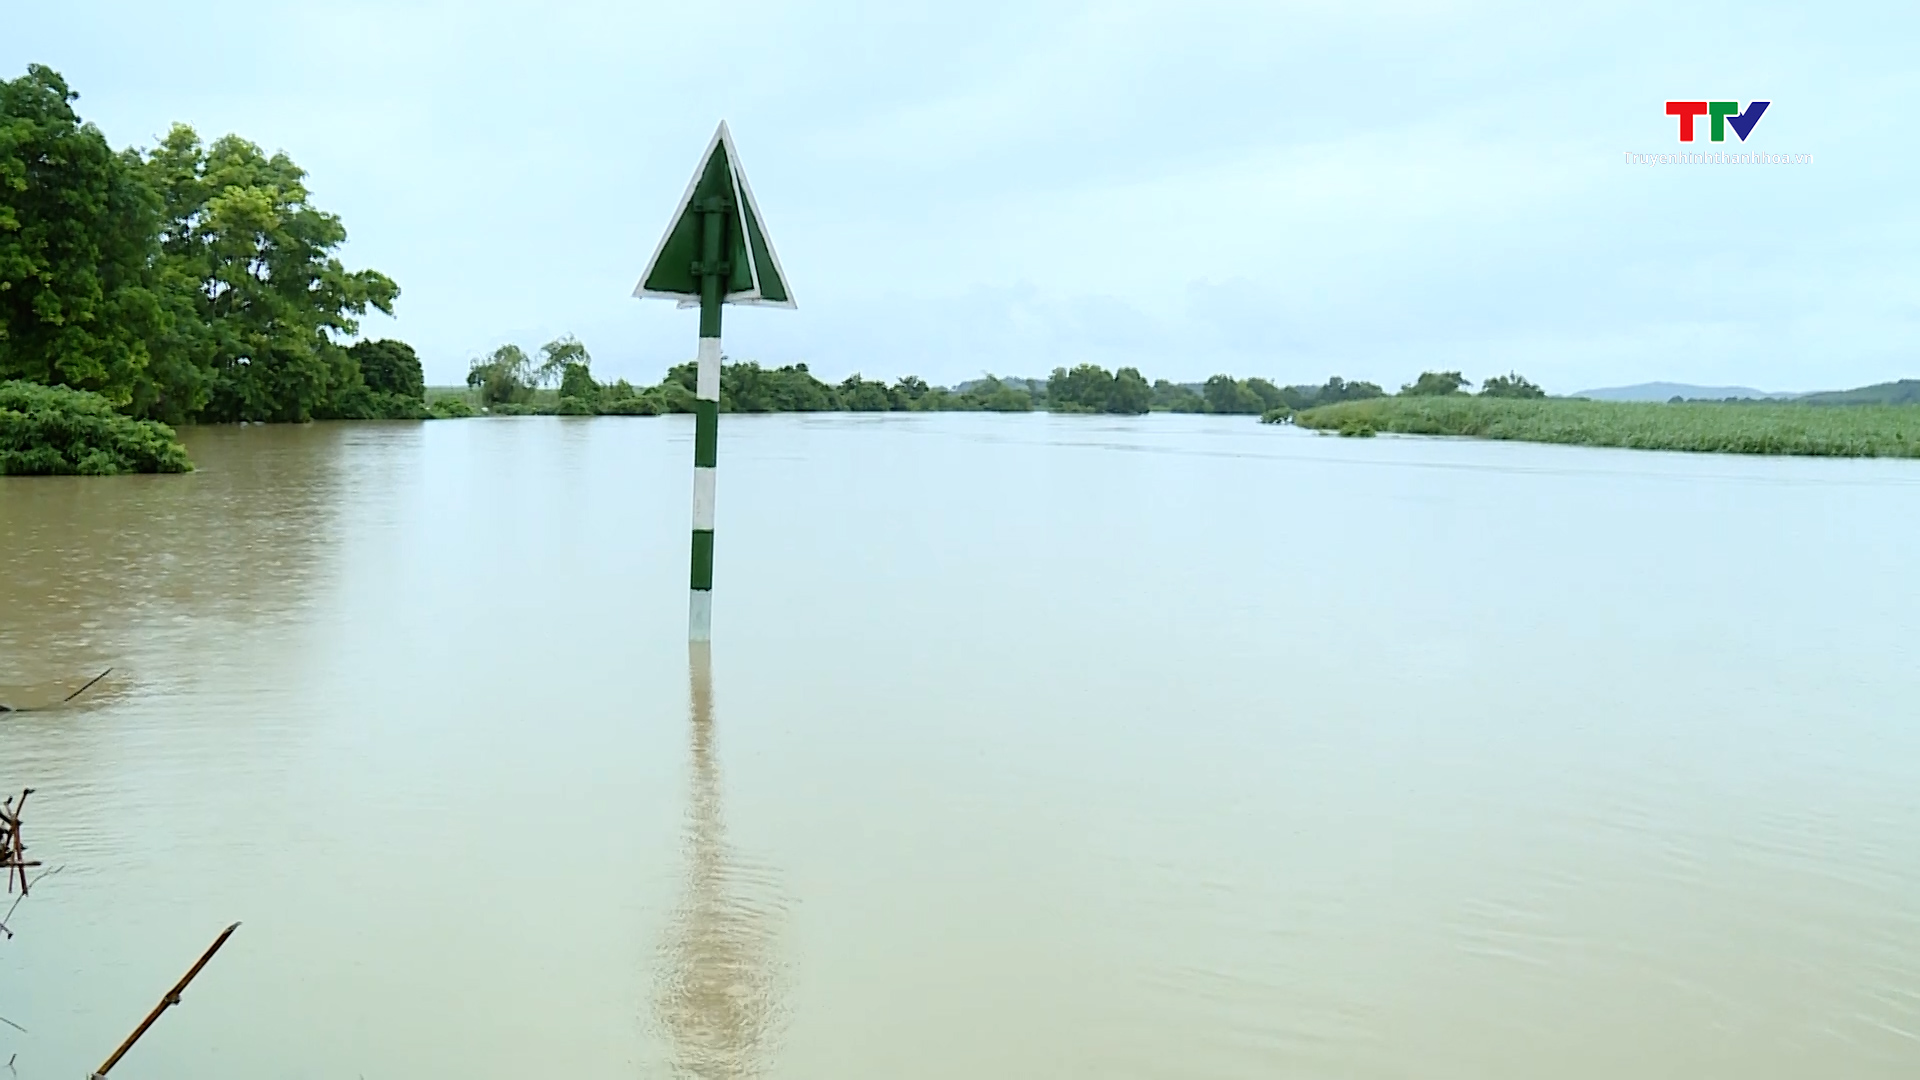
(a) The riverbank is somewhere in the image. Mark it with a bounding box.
[1293,396,1920,458]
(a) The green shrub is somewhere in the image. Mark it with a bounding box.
[430,397,475,419]
[555,395,596,416]
[1259,406,1293,424]
[0,380,193,474]
[598,397,662,416]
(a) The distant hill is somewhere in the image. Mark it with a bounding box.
[1794,379,1920,406]
[1572,382,1798,402]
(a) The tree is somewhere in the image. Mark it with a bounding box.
[889,375,930,410]
[143,124,397,422]
[0,66,168,407]
[468,344,534,406]
[1202,374,1265,414]
[537,335,588,388]
[1401,370,1470,397]
[1047,364,1111,412]
[349,339,424,400]
[1480,371,1545,399]
[837,374,894,411]
[1109,367,1151,415]
[1313,376,1386,405]
[1151,379,1205,412]
[558,361,599,403]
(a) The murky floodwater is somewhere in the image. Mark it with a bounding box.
[2,414,1918,1078]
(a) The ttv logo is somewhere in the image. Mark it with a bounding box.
[1665,101,1769,142]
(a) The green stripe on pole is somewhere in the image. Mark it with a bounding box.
[690,530,715,591]
[694,400,719,467]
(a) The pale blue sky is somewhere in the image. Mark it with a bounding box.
[7,1,1913,393]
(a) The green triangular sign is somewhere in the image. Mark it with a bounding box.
[633,121,795,309]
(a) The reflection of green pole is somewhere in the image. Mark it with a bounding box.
[689,194,728,642]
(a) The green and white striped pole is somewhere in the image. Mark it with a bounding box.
[633,122,794,642]
[689,195,725,641]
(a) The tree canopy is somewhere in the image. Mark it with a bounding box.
[0,66,165,407]
[1,64,411,425]
[1479,372,1546,399]
[1401,371,1471,397]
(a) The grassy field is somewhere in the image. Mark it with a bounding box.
[1292,396,1920,458]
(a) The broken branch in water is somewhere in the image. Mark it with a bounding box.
[92,922,241,1078]
[0,668,112,714]
[0,791,38,898]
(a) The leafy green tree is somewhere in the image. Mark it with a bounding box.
[1313,376,1386,405]
[468,344,535,406]
[1243,378,1291,412]
[537,335,588,388]
[1480,371,1545,399]
[349,339,424,400]
[889,375,931,410]
[1109,367,1151,414]
[1047,363,1113,412]
[1203,374,1265,414]
[558,361,599,403]
[1151,379,1205,412]
[143,123,397,422]
[0,66,169,407]
[838,374,895,411]
[1401,370,1470,397]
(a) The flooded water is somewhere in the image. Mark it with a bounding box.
[2,414,1918,1079]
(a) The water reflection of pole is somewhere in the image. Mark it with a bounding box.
[656,643,784,1079]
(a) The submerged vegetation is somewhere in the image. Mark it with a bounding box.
[0,380,192,474]
[1294,395,1920,458]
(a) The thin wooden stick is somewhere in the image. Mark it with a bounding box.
[93,923,241,1077]
[63,669,112,703]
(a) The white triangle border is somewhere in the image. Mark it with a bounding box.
[632,120,797,310]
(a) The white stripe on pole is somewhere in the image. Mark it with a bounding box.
[689,590,713,641]
[696,338,721,400]
[691,466,717,531]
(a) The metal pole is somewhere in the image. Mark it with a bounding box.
[689,194,728,642]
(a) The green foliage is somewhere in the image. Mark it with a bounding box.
[1259,406,1293,424]
[144,123,397,422]
[538,336,588,389]
[0,66,168,408]
[554,395,596,416]
[1152,379,1206,412]
[1046,363,1150,414]
[429,396,474,419]
[558,361,599,403]
[1479,371,1545,399]
[1295,396,1920,458]
[890,375,931,410]
[468,344,535,407]
[0,379,191,474]
[597,396,661,416]
[1401,370,1471,397]
[1203,374,1266,414]
[350,339,425,400]
[1279,376,1387,410]
[838,374,894,412]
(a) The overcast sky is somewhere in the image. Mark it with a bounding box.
[7,1,1913,393]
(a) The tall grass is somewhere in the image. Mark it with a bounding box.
[1293,396,1920,458]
